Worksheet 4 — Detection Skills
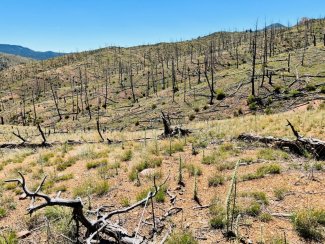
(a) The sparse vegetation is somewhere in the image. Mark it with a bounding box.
[292,208,325,241]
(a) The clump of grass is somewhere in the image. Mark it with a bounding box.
[120,197,130,207]
[45,206,76,238]
[73,180,109,197]
[155,186,167,203]
[56,156,78,171]
[0,207,7,218]
[37,152,55,165]
[121,149,133,161]
[86,159,108,169]
[241,191,269,205]
[4,182,18,191]
[291,208,325,241]
[164,140,185,155]
[55,173,74,182]
[216,161,236,171]
[136,188,150,202]
[166,230,198,244]
[245,202,261,216]
[208,173,225,187]
[202,144,237,165]
[314,162,324,171]
[186,164,202,176]
[242,163,281,181]
[273,187,289,200]
[129,156,163,181]
[0,230,17,243]
[259,212,273,222]
[257,148,289,160]
[257,163,281,175]
[209,199,226,229]
[201,153,217,165]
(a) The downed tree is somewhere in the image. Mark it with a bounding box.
[238,120,325,160]
[160,111,191,138]
[5,172,171,243]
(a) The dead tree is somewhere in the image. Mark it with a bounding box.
[49,80,62,121]
[37,123,47,145]
[251,28,257,95]
[161,111,191,138]
[238,120,325,160]
[6,172,170,244]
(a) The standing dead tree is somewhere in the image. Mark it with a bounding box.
[6,172,171,244]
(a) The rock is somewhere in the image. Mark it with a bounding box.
[17,230,31,239]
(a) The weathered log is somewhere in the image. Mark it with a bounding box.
[238,120,325,159]
[6,172,170,244]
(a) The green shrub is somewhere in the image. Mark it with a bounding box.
[208,173,225,187]
[247,95,256,104]
[274,85,281,93]
[216,89,226,100]
[292,209,325,241]
[166,230,198,244]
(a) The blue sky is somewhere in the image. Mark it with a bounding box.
[0,0,324,52]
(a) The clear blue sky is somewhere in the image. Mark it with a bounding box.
[1,0,324,52]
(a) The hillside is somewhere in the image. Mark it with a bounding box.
[0,19,324,132]
[0,52,31,71]
[0,18,325,244]
[0,44,65,60]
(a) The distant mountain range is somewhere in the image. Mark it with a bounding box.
[0,44,66,60]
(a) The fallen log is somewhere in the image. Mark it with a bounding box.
[238,120,325,160]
